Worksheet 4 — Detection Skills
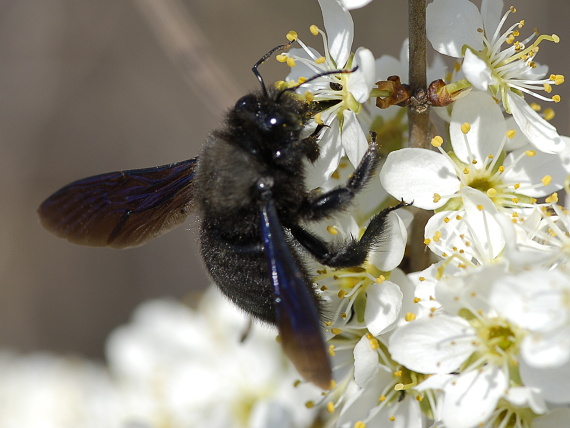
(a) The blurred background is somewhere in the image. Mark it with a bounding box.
[1,0,568,361]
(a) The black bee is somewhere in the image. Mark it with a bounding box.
[37,43,403,389]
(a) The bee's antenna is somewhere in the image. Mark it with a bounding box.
[253,40,296,98]
[276,66,359,103]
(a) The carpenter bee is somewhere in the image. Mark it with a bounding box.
[38,42,404,389]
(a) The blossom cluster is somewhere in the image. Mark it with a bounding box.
[273,0,570,427]
[4,1,570,428]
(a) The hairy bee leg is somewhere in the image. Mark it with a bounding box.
[291,202,407,268]
[299,141,380,221]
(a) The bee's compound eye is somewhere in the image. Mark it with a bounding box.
[235,94,258,111]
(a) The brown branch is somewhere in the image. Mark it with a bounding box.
[407,0,432,272]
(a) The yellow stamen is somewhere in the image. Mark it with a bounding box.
[327,225,339,235]
[431,135,444,147]
[286,31,298,42]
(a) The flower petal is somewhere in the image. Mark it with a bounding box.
[341,110,369,168]
[462,49,497,91]
[450,91,506,164]
[339,0,374,10]
[350,47,376,102]
[365,280,403,336]
[441,365,507,428]
[318,0,354,68]
[426,0,484,57]
[507,92,563,154]
[380,148,460,209]
[480,0,504,37]
[388,314,475,374]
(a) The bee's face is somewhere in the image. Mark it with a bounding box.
[232,92,307,159]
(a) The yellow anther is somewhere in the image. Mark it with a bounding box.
[498,165,505,172]
[552,95,561,103]
[331,328,343,335]
[542,175,552,186]
[309,25,320,36]
[419,277,426,282]
[514,183,520,189]
[405,312,416,322]
[443,217,450,223]
[286,31,298,42]
[525,150,537,157]
[328,344,336,357]
[552,74,565,85]
[431,135,444,147]
[327,225,339,235]
[327,401,335,414]
[530,102,541,111]
[544,83,553,93]
[314,112,324,125]
[338,289,346,298]
[506,129,516,139]
[546,192,559,204]
[379,395,387,402]
[433,193,441,203]
[463,168,470,174]
[456,215,463,220]
[286,57,296,67]
[477,204,484,211]
[376,275,385,284]
[552,34,560,43]
[369,337,380,350]
[354,421,366,428]
[512,197,519,203]
[276,54,288,63]
[461,122,471,134]
[423,238,431,245]
[315,56,326,64]
[305,401,315,408]
[543,108,555,120]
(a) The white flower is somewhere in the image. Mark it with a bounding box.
[426,0,565,153]
[0,352,120,428]
[380,91,567,213]
[107,287,319,428]
[389,263,553,428]
[489,268,570,404]
[280,0,375,187]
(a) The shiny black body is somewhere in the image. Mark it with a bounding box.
[38,83,401,389]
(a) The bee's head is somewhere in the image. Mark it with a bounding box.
[230,89,308,161]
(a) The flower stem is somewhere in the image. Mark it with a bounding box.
[407,0,429,149]
[407,0,433,272]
